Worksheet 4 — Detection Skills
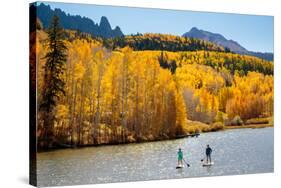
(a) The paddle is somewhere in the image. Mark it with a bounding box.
[200,157,205,162]
[201,157,213,165]
[183,158,190,167]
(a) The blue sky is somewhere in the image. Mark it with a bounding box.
[43,1,273,53]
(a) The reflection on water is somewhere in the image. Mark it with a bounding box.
[37,128,273,187]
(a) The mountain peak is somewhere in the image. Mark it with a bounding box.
[114,26,122,33]
[190,27,199,32]
[99,16,112,31]
[98,16,124,38]
[182,27,273,61]
[183,27,247,53]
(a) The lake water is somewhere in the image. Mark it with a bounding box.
[37,127,273,187]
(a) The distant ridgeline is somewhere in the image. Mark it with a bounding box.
[34,3,273,62]
[33,2,273,76]
[183,27,273,61]
[35,3,123,38]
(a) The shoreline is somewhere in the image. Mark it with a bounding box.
[224,123,273,130]
[37,124,273,153]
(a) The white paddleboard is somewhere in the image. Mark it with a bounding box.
[202,162,214,167]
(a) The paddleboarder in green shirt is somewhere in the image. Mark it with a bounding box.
[177,148,183,166]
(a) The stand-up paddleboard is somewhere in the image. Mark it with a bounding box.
[176,165,184,169]
[202,162,214,167]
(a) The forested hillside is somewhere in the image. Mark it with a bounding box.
[156,50,273,75]
[32,16,273,149]
[104,33,228,52]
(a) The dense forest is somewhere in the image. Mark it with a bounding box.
[104,33,228,52]
[32,16,274,149]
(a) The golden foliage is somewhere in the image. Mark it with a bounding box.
[37,33,274,146]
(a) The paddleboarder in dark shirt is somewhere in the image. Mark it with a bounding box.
[206,145,212,164]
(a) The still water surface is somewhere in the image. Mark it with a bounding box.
[37,128,273,186]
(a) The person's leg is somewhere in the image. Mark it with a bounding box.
[209,155,212,163]
[206,155,209,163]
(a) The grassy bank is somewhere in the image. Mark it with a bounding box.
[182,117,273,134]
[224,124,273,129]
[182,120,224,134]
[225,117,273,130]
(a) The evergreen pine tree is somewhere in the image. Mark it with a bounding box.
[40,15,67,148]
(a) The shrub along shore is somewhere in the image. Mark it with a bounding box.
[183,117,273,135]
